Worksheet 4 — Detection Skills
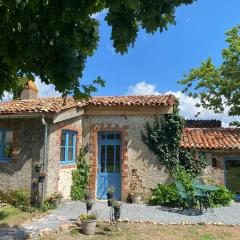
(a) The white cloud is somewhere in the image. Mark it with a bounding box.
[2,92,13,102]
[127,81,238,127]
[165,91,238,127]
[127,81,160,95]
[35,77,61,98]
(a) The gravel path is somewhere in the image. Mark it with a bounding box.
[1,201,240,239]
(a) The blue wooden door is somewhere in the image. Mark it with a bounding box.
[97,132,121,200]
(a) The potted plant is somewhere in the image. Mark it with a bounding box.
[131,192,143,204]
[107,199,113,207]
[107,186,115,200]
[112,201,121,220]
[39,172,46,183]
[32,178,38,189]
[84,191,91,201]
[86,200,92,212]
[80,213,97,235]
[34,161,41,172]
[48,192,63,208]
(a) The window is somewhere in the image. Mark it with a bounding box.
[0,129,13,162]
[212,158,217,168]
[60,130,77,164]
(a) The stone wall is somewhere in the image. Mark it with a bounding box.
[0,118,44,195]
[58,165,76,199]
[82,114,170,200]
[46,117,82,199]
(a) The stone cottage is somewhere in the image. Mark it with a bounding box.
[0,81,240,201]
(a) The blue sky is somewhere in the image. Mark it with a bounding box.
[83,0,240,96]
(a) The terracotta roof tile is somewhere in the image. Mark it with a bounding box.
[86,95,176,106]
[181,128,240,150]
[0,97,77,114]
[0,95,175,114]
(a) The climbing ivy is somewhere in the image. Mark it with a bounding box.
[142,103,206,177]
[179,148,206,178]
[71,149,90,200]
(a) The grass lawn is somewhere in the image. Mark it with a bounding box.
[38,222,240,240]
[0,204,43,227]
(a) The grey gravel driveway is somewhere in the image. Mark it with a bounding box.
[1,200,240,239]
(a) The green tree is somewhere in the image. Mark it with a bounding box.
[179,24,240,126]
[0,0,195,99]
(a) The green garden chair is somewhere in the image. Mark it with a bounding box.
[175,181,193,209]
[175,180,207,212]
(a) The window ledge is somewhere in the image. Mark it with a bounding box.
[60,163,77,169]
[0,158,11,163]
[60,161,76,165]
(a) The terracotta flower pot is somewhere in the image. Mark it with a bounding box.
[82,220,97,235]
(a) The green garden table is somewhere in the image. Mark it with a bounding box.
[193,184,219,192]
[193,184,219,212]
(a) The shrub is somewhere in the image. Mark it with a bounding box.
[8,190,31,212]
[150,183,234,209]
[210,186,234,207]
[0,189,32,212]
[149,184,181,206]
[39,201,55,212]
[71,149,90,200]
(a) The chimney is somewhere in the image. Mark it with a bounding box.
[20,80,39,100]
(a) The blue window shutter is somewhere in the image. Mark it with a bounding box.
[65,132,69,162]
[0,128,13,162]
[73,133,76,162]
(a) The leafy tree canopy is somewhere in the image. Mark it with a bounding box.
[0,0,195,99]
[179,25,240,126]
